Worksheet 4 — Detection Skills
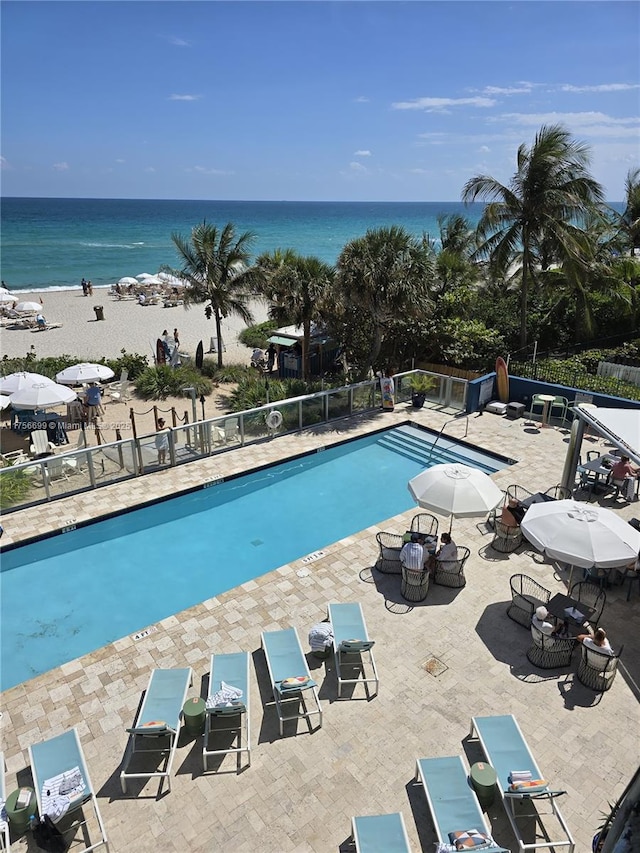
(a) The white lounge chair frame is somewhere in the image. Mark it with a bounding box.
[261,627,322,736]
[327,602,379,698]
[28,728,109,853]
[203,652,251,772]
[470,714,575,853]
[120,667,192,795]
[0,751,10,852]
[30,429,55,457]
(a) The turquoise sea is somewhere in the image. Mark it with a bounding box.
[1,197,487,293]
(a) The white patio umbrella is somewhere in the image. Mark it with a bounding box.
[0,372,56,394]
[14,301,42,313]
[9,381,77,410]
[0,293,16,304]
[55,362,115,385]
[0,394,12,409]
[408,463,503,531]
[118,277,139,287]
[521,500,640,587]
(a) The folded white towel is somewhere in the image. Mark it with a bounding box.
[206,680,243,709]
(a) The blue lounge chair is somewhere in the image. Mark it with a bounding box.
[28,728,109,853]
[470,715,575,853]
[120,667,192,794]
[203,651,251,772]
[327,602,379,698]
[351,813,412,853]
[414,755,508,851]
[0,751,10,852]
[261,627,322,736]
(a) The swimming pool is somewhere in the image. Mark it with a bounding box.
[0,425,509,690]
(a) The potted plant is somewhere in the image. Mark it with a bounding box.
[408,373,436,409]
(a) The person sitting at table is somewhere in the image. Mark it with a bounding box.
[428,532,457,575]
[531,605,555,635]
[611,455,640,500]
[501,498,526,527]
[400,533,426,571]
[576,627,613,656]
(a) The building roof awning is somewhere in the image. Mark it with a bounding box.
[268,335,298,347]
[574,405,640,465]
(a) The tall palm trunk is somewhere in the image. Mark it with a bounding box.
[214,308,224,368]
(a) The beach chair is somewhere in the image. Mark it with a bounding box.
[120,667,192,794]
[350,813,412,853]
[29,429,55,458]
[0,751,9,852]
[213,417,240,446]
[261,627,322,736]
[327,602,378,698]
[470,714,575,853]
[414,755,508,852]
[203,652,251,772]
[28,728,109,853]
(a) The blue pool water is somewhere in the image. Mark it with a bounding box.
[0,426,508,690]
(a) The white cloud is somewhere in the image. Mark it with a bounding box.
[115,158,125,164]
[479,145,490,153]
[392,96,496,111]
[191,166,234,176]
[353,150,371,157]
[0,156,9,170]
[481,84,534,95]
[499,111,640,137]
[349,161,367,173]
[169,94,201,101]
[145,167,156,173]
[354,96,370,103]
[53,162,69,171]
[561,83,640,93]
[169,37,190,47]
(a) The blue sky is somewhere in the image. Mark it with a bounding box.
[1,1,638,201]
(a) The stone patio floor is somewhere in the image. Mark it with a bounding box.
[1,404,639,852]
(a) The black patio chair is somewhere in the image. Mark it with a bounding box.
[434,546,470,588]
[409,512,439,537]
[507,574,552,628]
[527,624,576,669]
[576,643,623,693]
[375,532,404,574]
[568,581,606,630]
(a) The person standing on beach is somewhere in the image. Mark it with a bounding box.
[173,328,180,348]
[87,280,93,296]
[155,418,170,465]
[81,277,88,296]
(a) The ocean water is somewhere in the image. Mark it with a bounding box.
[0,197,486,293]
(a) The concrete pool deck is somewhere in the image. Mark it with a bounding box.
[1,404,639,852]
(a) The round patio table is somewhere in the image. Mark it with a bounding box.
[182,697,206,736]
[470,761,497,808]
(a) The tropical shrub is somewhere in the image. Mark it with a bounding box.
[105,350,149,381]
[134,365,213,400]
[227,376,322,411]
[0,467,34,509]
[199,360,254,383]
[238,320,279,350]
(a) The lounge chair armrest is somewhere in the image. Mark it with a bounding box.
[207,702,246,716]
[339,639,375,653]
[126,722,174,735]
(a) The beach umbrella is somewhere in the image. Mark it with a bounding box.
[140,275,163,286]
[14,301,42,313]
[0,293,16,304]
[118,277,139,286]
[0,394,12,410]
[408,463,503,531]
[0,286,10,294]
[521,500,640,577]
[55,362,115,385]
[136,273,155,280]
[0,372,56,394]
[9,381,77,410]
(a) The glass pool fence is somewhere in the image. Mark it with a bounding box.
[0,370,468,513]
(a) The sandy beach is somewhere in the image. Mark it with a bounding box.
[0,287,269,363]
[0,288,270,446]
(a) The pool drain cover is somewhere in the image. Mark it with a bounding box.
[251,539,263,547]
[423,657,448,677]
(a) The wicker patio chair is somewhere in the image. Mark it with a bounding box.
[507,574,551,628]
[486,489,508,531]
[568,582,606,630]
[409,513,439,537]
[434,546,470,588]
[375,532,404,574]
[576,643,623,693]
[492,519,523,553]
[401,566,430,602]
[506,484,534,503]
[527,624,576,669]
[544,484,572,500]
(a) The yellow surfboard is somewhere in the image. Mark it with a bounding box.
[495,357,509,403]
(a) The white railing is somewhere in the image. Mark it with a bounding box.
[0,370,468,513]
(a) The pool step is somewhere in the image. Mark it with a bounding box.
[377,429,498,474]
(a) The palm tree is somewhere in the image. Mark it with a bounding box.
[621,167,640,254]
[462,124,604,347]
[335,225,435,372]
[255,249,334,380]
[167,221,257,367]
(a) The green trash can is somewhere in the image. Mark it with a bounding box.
[182,697,206,735]
[5,787,37,834]
[470,761,497,809]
